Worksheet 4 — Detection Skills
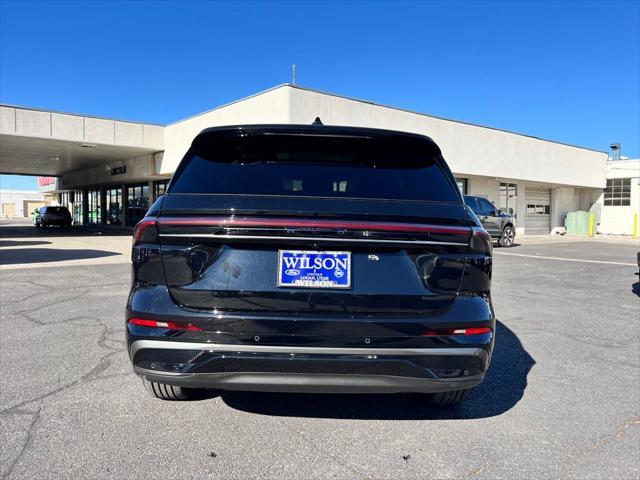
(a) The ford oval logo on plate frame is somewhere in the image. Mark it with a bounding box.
[277,250,351,289]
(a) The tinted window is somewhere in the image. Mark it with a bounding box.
[46,207,69,214]
[170,134,460,202]
[463,196,478,211]
[476,198,495,214]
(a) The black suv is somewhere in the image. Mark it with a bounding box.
[463,195,516,247]
[34,206,72,228]
[127,125,495,405]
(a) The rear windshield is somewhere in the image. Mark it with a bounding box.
[46,207,69,214]
[169,133,460,202]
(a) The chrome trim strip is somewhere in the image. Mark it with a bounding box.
[158,234,467,246]
[130,339,487,361]
[134,366,191,377]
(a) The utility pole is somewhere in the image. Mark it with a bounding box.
[292,64,296,85]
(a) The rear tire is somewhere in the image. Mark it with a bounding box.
[430,388,473,406]
[499,225,515,247]
[142,378,195,401]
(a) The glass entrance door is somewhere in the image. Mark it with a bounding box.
[71,190,83,225]
[499,183,517,216]
[126,184,149,226]
[87,189,102,224]
[105,187,124,225]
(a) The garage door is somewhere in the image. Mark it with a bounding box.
[525,188,551,235]
[25,201,44,217]
[2,203,16,218]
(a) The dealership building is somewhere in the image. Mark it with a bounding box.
[0,84,610,234]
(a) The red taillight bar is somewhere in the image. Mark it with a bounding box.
[157,216,471,236]
[422,327,492,336]
[128,318,203,331]
[132,217,157,245]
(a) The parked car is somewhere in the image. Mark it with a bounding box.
[33,206,72,228]
[127,124,495,405]
[463,195,516,247]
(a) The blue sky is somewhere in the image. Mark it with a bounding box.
[1,0,639,190]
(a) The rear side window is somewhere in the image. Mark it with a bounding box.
[46,207,68,214]
[463,196,478,211]
[170,134,460,202]
[476,198,495,215]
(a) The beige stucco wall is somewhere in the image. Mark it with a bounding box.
[159,87,291,174]
[60,154,156,190]
[286,87,608,189]
[598,160,640,235]
[0,105,164,150]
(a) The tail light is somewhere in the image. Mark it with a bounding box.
[422,327,492,336]
[468,227,492,255]
[133,217,159,246]
[128,318,203,331]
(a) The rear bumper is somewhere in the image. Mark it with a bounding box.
[130,340,489,393]
[136,370,484,394]
[43,217,70,225]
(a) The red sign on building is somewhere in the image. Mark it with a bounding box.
[38,177,56,186]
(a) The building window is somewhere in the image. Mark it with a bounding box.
[456,178,468,195]
[153,179,170,200]
[60,192,71,208]
[527,204,550,215]
[604,178,631,206]
[499,183,517,215]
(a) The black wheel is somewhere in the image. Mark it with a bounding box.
[430,388,473,406]
[499,225,515,247]
[142,378,196,400]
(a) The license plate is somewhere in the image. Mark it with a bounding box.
[277,250,351,289]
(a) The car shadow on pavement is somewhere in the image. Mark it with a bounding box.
[0,247,121,265]
[0,239,52,247]
[220,320,535,420]
[0,224,131,238]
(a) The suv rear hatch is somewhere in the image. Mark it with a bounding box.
[152,126,482,316]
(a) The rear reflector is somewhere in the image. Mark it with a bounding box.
[128,318,203,331]
[422,327,492,336]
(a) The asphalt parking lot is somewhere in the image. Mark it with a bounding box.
[1,220,638,479]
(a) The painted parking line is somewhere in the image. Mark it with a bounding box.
[493,251,637,267]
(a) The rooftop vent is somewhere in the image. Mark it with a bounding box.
[609,143,621,160]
